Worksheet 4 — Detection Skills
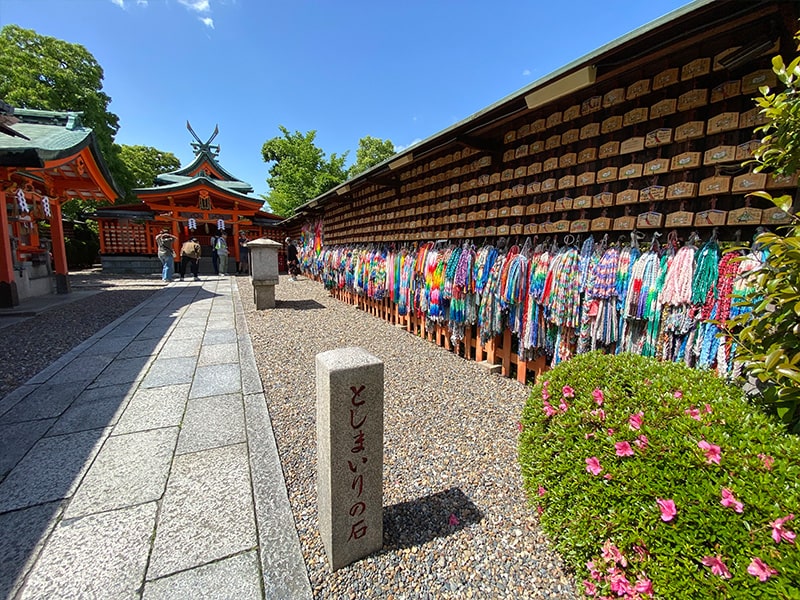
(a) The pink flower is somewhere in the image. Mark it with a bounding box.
[634,435,649,450]
[685,407,702,421]
[583,580,597,596]
[537,485,547,497]
[590,408,606,421]
[698,440,722,464]
[704,403,713,414]
[608,568,631,596]
[592,388,604,405]
[448,513,459,527]
[758,453,774,470]
[562,385,575,398]
[629,411,644,430]
[634,576,654,596]
[770,514,796,545]
[536,504,544,516]
[587,560,602,581]
[585,432,596,439]
[542,387,551,401]
[603,473,613,480]
[747,557,778,581]
[657,498,677,522]
[601,540,627,566]
[543,401,558,417]
[517,420,523,432]
[558,399,569,412]
[673,390,683,399]
[720,488,744,513]
[615,441,635,457]
[586,457,603,475]
[632,544,649,560]
[701,555,732,579]
[607,428,615,436]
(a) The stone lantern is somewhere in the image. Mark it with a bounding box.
[247,237,282,309]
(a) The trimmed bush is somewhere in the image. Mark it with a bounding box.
[519,352,800,598]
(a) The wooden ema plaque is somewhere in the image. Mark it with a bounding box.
[577,171,596,186]
[497,225,510,236]
[564,104,581,121]
[525,203,539,215]
[645,158,670,176]
[530,140,545,154]
[667,182,698,199]
[527,162,542,176]
[619,163,643,180]
[591,216,612,231]
[554,196,573,211]
[627,78,651,100]
[582,96,602,115]
[707,113,740,135]
[501,169,514,181]
[653,67,679,90]
[767,173,799,189]
[531,119,546,133]
[545,135,561,150]
[704,145,737,165]
[731,172,767,193]
[562,129,579,145]
[552,219,571,233]
[504,130,517,144]
[593,192,614,208]
[678,89,708,111]
[695,209,727,227]
[736,140,760,162]
[559,153,577,168]
[516,123,530,138]
[514,166,527,179]
[498,206,511,217]
[637,211,664,229]
[699,176,731,196]
[540,200,555,214]
[603,87,625,108]
[623,107,648,127]
[486,208,498,219]
[546,111,563,128]
[539,220,556,234]
[665,210,695,228]
[671,152,702,171]
[645,128,672,148]
[578,147,598,164]
[541,178,557,192]
[613,215,636,231]
[762,207,794,225]
[727,206,763,226]
[681,57,710,81]
[485,225,497,236]
[674,121,705,142]
[650,98,677,119]
[616,189,639,205]
[489,190,501,202]
[489,173,501,185]
[601,115,623,134]
[573,195,592,210]
[641,186,666,202]
[526,182,541,195]
[514,144,529,159]
[570,219,590,233]
[620,137,645,154]
[599,141,620,159]
[511,204,525,216]
[741,69,777,95]
[580,122,601,140]
[711,80,741,103]
[597,167,618,183]
[524,222,539,234]
[558,175,576,190]
[503,149,515,162]
[740,107,768,130]
[510,223,524,235]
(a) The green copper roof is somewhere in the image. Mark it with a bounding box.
[154,172,253,193]
[134,174,264,208]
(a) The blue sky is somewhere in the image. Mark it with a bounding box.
[1,0,693,202]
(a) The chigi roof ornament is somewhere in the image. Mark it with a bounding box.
[186,120,220,157]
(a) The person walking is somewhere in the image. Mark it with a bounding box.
[237,231,250,275]
[209,231,221,275]
[286,237,299,281]
[179,237,202,281]
[215,231,229,276]
[155,228,177,282]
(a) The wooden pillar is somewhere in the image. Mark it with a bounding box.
[0,189,19,307]
[50,199,70,294]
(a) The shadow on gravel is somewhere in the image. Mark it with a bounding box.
[381,487,483,550]
[275,299,326,311]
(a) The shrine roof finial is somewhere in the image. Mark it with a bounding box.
[186,120,220,157]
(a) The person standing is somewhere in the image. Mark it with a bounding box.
[209,231,220,275]
[215,231,229,275]
[286,237,299,281]
[179,237,202,281]
[155,228,177,282]
[237,231,250,275]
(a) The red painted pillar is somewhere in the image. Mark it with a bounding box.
[50,199,70,294]
[0,189,19,307]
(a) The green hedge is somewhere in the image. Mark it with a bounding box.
[518,352,800,598]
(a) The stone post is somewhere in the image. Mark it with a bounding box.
[316,347,383,571]
[247,238,281,309]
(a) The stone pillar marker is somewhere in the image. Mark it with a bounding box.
[316,347,383,571]
[247,238,281,309]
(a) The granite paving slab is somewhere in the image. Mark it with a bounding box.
[238,333,263,396]
[116,337,166,359]
[70,383,135,407]
[82,335,136,356]
[158,337,203,359]
[203,328,238,345]
[0,418,56,478]
[0,501,63,600]
[189,363,241,398]
[167,326,206,341]
[65,427,178,518]
[46,352,116,384]
[178,317,209,330]
[206,318,236,331]
[90,355,153,388]
[113,384,189,435]
[48,395,130,436]
[0,384,34,418]
[140,356,197,388]
[148,443,256,579]
[18,502,157,600]
[176,393,245,455]
[198,342,238,366]
[0,381,89,424]
[142,550,262,600]
[0,428,109,512]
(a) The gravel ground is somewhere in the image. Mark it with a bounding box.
[240,275,579,599]
[0,269,162,399]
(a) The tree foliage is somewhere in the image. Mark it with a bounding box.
[0,24,134,209]
[347,135,395,178]
[261,125,348,217]
[727,31,800,431]
[118,145,181,189]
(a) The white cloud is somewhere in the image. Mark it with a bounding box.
[110,0,125,7]
[395,138,422,153]
[179,0,210,13]
[137,0,149,5]
[200,16,214,28]
[522,69,531,76]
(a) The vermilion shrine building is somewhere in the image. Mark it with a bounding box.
[96,125,284,274]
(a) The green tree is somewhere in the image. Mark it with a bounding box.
[261,125,347,217]
[727,31,800,431]
[347,135,395,178]
[0,24,133,210]
[118,145,181,189]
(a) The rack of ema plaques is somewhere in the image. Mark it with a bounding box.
[247,238,281,309]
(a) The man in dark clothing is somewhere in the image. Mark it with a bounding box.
[286,237,299,281]
[179,237,202,281]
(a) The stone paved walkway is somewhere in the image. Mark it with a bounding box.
[0,277,312,599]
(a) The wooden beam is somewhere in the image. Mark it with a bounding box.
[456,135,501,153]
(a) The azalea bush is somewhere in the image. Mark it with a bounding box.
[518,352,800,599]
